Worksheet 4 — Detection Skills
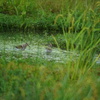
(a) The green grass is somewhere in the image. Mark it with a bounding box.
[0,31,100,100]
[0,58,100,100]
[0,0,100,32]
[0,0,100,100]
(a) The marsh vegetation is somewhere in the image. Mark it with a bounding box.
[0,0,100,100]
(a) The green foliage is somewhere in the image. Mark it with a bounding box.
[0,0,100,99]
[0,0,100,32]
[0,59,100,100]
[0,28,100,100]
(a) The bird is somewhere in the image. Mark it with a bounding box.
[15,43,30,50]
[45,43,52,55]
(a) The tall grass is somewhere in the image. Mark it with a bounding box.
[0,0,100,32]
[0,53,100,100]
[0,26,100,100]
[0,0,100,100]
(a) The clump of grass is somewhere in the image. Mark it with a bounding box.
[0,0,100,32]
[0,56,100,100]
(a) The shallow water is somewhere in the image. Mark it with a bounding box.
[0,42,79,63]
[0,33,99,64]
[0,34,79,63]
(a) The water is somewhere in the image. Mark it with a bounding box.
[0,33,99,64]
[0,42,79,63]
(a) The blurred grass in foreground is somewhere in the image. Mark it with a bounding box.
[0,60,100,100]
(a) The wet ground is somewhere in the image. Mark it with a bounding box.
[0,42,79,63]
[0,33,100,64]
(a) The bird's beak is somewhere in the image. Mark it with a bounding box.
[28,44,30,47]
[26,43,30,48]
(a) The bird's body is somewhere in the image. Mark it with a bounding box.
[45,43,52,55]
[15,43,29,50]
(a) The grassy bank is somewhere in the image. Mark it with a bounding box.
[0,60,100,100]
[0,0,100,32]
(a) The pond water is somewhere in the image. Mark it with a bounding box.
[0,33,100,64]
[0,42,79,63]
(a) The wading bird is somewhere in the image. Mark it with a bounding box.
[15,43,29,50]
[45,43,52,55]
